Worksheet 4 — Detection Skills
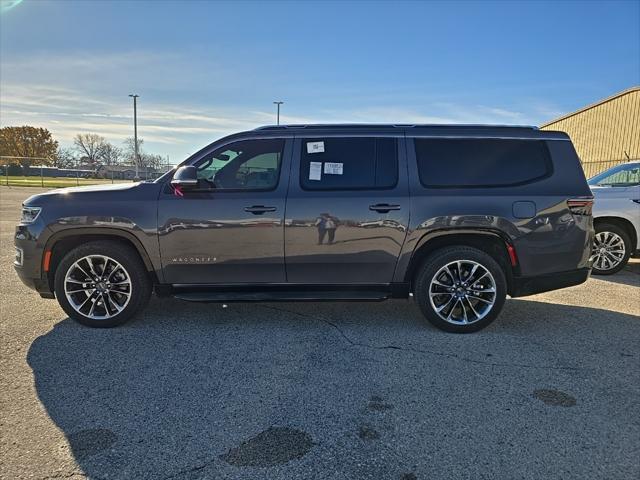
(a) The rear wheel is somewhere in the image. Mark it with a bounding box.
[54,241,151,327]
[591,223,631,275]
[414,246,507,333]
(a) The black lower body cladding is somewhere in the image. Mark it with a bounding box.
[510,268,590,297]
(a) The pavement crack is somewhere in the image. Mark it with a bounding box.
[160,459,212,480]
[259,305,589,372]
[39,472,91,480]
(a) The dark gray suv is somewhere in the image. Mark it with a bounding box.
[14,125,594,332]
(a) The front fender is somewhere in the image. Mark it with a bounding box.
[43,226,160,276]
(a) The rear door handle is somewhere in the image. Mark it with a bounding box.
[369,203,401,213]
[244,205,277,215]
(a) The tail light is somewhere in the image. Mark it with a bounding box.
[567,197,594,216]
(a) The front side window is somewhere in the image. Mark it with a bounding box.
[300,137,398,190]
[195,138,284,190]
[588,163,640,187]
[415,138,552,188]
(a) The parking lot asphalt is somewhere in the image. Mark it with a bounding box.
[1,186,639,480]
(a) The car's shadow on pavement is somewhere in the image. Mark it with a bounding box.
[593,262,640,287]
[27,297,640,480]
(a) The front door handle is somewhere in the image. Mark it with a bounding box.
[244,205,277,215]
[369,203,401,213]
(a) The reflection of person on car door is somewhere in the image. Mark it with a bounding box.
[316,213,338,244]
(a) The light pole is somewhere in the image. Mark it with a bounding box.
[129,94,140,180]
[273,101,284,125]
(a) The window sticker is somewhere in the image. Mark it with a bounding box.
[309,162,322,180]
[307,141,325,154]
[324,162,343,175]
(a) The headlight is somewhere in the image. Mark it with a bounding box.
[21,206,42,224]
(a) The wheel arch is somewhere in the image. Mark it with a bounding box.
[405,229,516,294]
[594,216,638,251]
[44,228,158,292]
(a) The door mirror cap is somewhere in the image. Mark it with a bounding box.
[171,165,198,189]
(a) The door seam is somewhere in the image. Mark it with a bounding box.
[282,136,296,283]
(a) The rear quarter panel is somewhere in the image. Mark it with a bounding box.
[396,135,593,282]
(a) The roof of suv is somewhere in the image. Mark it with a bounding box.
[255,123,539,131]
[251,124,568,140]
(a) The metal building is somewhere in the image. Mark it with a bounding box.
[540,86,640,178]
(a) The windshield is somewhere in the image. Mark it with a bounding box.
[588,162,640,187]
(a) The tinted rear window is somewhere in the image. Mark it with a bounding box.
[415,138,552,188]
[300,137,398,190]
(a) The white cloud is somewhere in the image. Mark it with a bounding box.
[1,50,558,160]
[0,82,552,160]
[0,51,228,95]
[0,81,263,153]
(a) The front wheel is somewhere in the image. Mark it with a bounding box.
[54,241,152,327]
[414,246,507,333]
[590,223,632,275]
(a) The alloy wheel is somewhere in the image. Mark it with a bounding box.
[591,231,626,272]
[428,260,497,325]
[64,255,132,320]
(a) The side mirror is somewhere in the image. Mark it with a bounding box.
[171,165,198,190]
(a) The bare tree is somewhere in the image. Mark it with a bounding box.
[101,143,122,166]
[140,153,163,170]
[73,134,107,168]
[122,136,143,166]
[53,147,77,168]
[122,136,164,173]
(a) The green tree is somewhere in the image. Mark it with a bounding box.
[0,126,59,170]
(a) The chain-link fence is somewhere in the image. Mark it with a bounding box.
[0,156,173,188]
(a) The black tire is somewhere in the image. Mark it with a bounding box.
[414,246,507,333]
[591,223,632,275]
[54,240,152,327]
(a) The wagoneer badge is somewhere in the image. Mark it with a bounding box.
[171,256,216,263]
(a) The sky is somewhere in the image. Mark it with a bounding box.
[1,0,639,163]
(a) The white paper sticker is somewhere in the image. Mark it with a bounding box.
[324,162,343,175]
[306,141,325,154]
[309,162,322,180]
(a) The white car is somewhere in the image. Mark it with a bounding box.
[588,161,640,274]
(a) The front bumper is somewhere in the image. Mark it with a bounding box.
[510,268,591,297]
[14,224,55,299]
[14,265,55,298]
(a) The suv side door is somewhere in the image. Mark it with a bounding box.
[284,132,410,284]
[158,136,292,284]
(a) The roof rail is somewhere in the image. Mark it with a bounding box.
[254,123,539,131]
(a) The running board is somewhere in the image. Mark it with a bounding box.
[173,290,390,303]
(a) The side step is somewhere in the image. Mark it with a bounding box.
[173,290,390,303]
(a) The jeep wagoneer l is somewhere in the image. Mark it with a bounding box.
[15,125,594,332]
